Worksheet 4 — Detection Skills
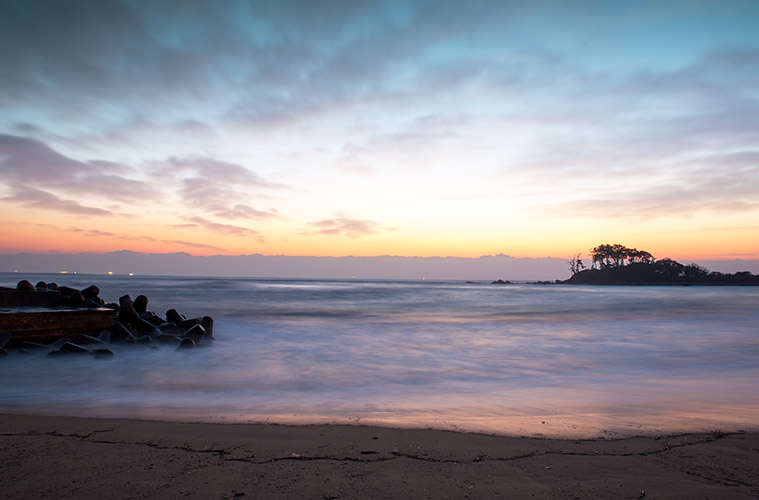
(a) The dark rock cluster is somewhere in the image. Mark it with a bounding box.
[0,280,215,358]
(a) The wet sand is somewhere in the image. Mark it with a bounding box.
[1,414,757,499]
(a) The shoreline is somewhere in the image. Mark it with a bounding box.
[5,403,758,441]
[1,413,757,499]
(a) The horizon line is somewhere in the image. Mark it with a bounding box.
[1,249,758,262]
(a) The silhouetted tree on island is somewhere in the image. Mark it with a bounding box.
[567,253,585,275]
[589,244,654,270]
[563,243,758,285]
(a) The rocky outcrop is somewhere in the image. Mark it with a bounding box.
[0,279,215,358]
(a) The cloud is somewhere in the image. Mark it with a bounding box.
[185,216,264,241]
[333,143,376,175]
[0,134,159,205]
[0,134,85,181]
[213,205,280,220]
[0,135,283,224]
[156,156,285,221]
[2,188,113,216]
[304,217,394,238]
[167,156,282,189]
[549,151,759,221]
[31,223,226,252]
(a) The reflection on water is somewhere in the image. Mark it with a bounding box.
[1,273,757,437]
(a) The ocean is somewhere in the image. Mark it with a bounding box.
[1,273,757,438]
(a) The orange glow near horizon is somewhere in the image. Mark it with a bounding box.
[1,211,756,263]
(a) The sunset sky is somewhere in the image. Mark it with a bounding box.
[1,0,758,263]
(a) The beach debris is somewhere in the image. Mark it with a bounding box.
[638,490,646,499]
[0,278,215,358]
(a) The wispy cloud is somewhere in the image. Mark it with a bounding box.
[213,205,280,220]
[536,149,759,222]
[156,156,286,221]
[185,216,264,241]
[0,134,285,229]
[31,224,226,252]
[0,134,158,205]
[304,217,394,238]
[2,188,113,216]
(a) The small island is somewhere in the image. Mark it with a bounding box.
[560,243,759,285]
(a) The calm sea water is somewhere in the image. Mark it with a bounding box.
[1,273,757,437]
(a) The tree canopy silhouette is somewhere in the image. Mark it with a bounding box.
[589,244,654,270]
[563,243,757,285]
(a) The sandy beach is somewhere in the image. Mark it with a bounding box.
[1,414,757,499]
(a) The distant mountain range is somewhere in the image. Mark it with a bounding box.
[1,251,756,281]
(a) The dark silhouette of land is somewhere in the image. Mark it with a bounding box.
[561,244,759,285]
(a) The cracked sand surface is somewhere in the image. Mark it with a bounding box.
[1,414,757,499]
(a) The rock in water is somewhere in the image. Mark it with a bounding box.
[130,335,154,345]
[182,324,206,344]
[177,338,196,349]
[17,341,49,352]
[133,295,148,314]
[156,333,181,345]
[57,286,79,296]
[65,291,86,308]
[0,331,10,349]
[157,322,182,335]
[118,295,139,322]
[166,309,185,324]
[76,334,104,346]
[90,348,115,358]
[177,317,200,329]
[59,342,89,353]
[118,295,155,333]
[48,342,89,356]
[35,281,48,289]
[140,311,164,326]
[16,280,35,292]
[108,322,135,343]
[85,297,105,308]
[201,316,214,339]
[57,286,86,307]
[80,285,100,299]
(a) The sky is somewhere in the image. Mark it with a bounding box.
[1,0,758,265]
